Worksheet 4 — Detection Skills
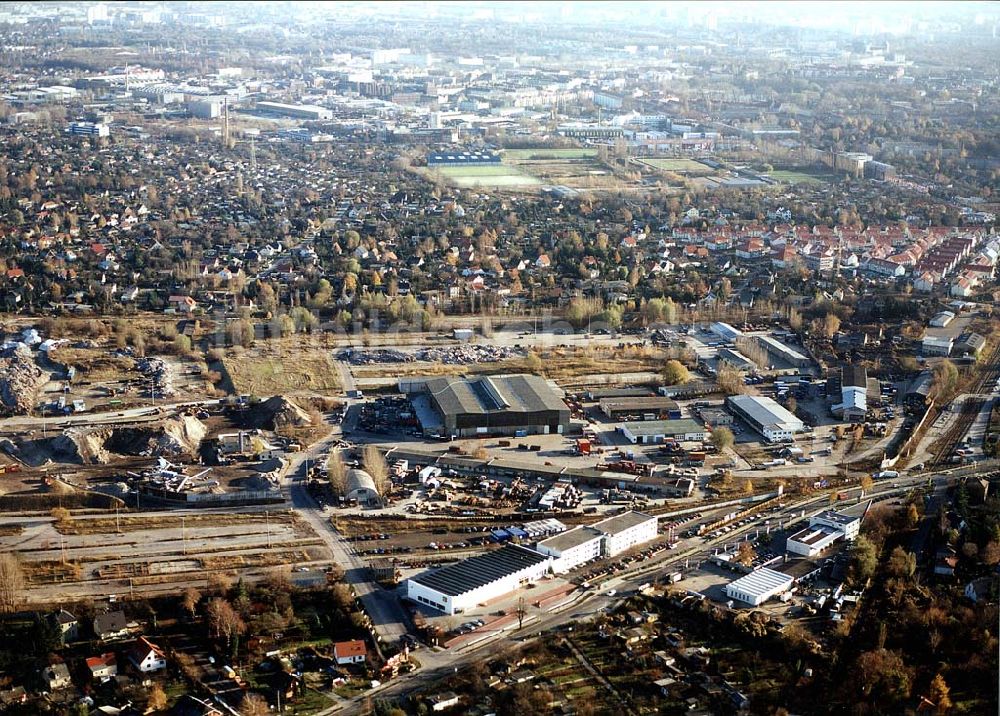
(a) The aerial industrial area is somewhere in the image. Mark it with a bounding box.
[0,1,997,714]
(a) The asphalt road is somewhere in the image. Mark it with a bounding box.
[280,412,410,647]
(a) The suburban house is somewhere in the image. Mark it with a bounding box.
[49,609,79,643]
[429,692,461,712]
[41,662,72,691]
[127,637,168,673]
[333,640,367,665]
[85,653,117,681]
[167,294,197,313]
[93,611,129,641]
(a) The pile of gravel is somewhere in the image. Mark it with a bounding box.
[0,344,46,414]
[414,344,524,364]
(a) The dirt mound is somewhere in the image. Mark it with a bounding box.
[245,395,313,429]
[52,416,207,465]
[0,344,46,414]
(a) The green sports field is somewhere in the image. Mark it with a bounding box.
[768,170,833,185]
[503,148,599,160]
[432,164,542,187]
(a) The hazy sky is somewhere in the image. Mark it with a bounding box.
[320,0,996,33]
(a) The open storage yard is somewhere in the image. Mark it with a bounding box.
[351,343,665,384]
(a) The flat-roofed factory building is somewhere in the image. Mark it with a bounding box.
[256,101,332,120]
[755,335,811,368]
[600,396,681,420]
[404,373,570,438]
[618,419,709,444]
[725,568,795,606]
[535,527,604,574]
[536,511,658,573]
[405,544,552,615]
[725,395,804,443]
[786,509,862,557]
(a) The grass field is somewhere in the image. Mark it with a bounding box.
[768,169,833,184]
[639,157,714,174]
[503,148,598,160]
[432,164,542,187]
[49,347,138,381]
[222,348,342,395]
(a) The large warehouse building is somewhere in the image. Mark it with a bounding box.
[832,365,868,422]
[405,374,570,438]
[536,511,658,573]
[755,335,811,368]
[406,512,657,611]
[256,101,333,120]
[726,395,804,442]
[406,544,551,615]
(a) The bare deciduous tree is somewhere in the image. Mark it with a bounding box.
[327,448,348,495]
[240,692,270,716]
[0,553,24,613]
[206,598,246,642]
[363,444,390,496]
[147,682,168,712]
[181,587,201,618]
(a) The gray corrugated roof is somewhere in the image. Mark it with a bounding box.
[727,395,802,430]
[411,544,549,597]
[726,568,794,597]
[843,364,867,389]
[600,397,679,412]
[425,374,567,418]
[347,469,376,493]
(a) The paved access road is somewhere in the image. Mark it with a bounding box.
[280,412,410,647]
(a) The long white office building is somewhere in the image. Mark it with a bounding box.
[256,101,332,121]
[68,121,109,137]
[786,509,862,557]
[536,511,658,574]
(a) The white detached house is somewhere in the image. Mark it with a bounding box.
[333,640,367,665]
[127,637,167,673]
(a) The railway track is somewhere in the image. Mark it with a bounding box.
[928,398,985,468]
[928,341,1000,468]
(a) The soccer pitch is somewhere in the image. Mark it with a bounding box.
[433,164,542,187]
